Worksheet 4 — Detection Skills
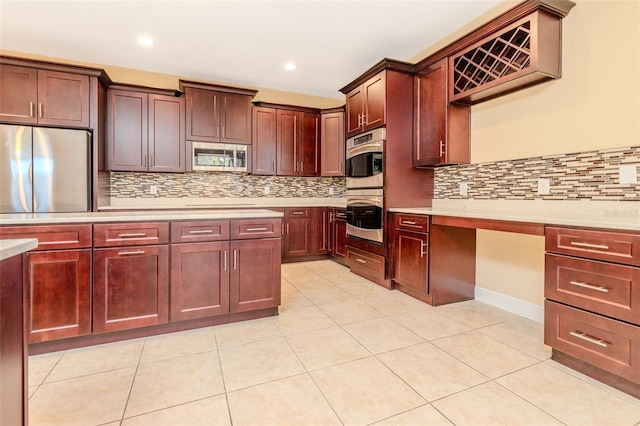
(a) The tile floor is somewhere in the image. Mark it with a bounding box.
[28,260,640,426]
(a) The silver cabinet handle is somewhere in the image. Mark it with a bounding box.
[286,224,290,234]
[569,281,609,293]
[118,233,147,238]
[420,241,427,258]
[439,140,445,157]
[246,227,268,232]
[356,258,367,264]
[189,230,214,234]
[402,220,417,225]
[569,331,608,348]
[291,211,305,215]
[29,102,35,117]
[300,162,303,173]
[222,126,225,138]
[224,250,227,271]
[117,250,146,256]
[233,249,237,270]
[38,103,43,118]
[361,114,367,126]
[357,113,361,127]
[570,241,610,250]
[143,155,147,167]
[272,160,276,171]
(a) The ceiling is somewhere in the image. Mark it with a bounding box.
[0,0,503,99]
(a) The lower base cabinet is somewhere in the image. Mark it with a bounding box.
[230,239,281,312]
[329,208,347,262]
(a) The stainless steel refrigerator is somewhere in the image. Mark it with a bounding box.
[0,124,91,213]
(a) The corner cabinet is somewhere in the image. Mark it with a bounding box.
[106,85,186,172]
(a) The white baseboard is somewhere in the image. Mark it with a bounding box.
[474,287,544,324]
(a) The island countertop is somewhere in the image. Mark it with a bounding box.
[0,238,38,260]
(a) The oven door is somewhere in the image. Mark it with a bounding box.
[346,188,384,244]
[346,142,383,189]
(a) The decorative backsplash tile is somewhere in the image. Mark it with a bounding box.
[435,146,640,201]
[109,172,346,199]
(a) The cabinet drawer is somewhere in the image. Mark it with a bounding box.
[171,220,229,243]
[0,224,92,250]
[545,301,640,383]
[94,222,169,247]
[394,213,429,233]
[346,246,385,279]
[546,227,640,266]
[231,218,281,240]
[545,254,640,325]
[285,208,311,218]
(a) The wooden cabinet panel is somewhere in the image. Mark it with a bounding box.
[252,106,277,175]
[220,92,252,144]
[170,242,230,321]
[0,64,38,124]
[170,220,229,243]
[185,87,220,142]
[94,222,169,247]
[37,70,90,128]
[392,229,428,294]
[148,94,186,172]
[312,207,328,254]
[276,109,298,176]
[285,208,311,218]
[107,89,147,171]
[345,71,386,138]
[394,213,429,233]
[546,227,640,266]
[329,208,347,261]
[230,238,281,312]
[284,217,311,257]
[320,111,345,177]
[230,218,281,240]
[26,249,92,342]
[345,86,364,137]
[0,224,92,251]
[346,245,385,278]
[299,112,319,176]
[93,245,169,333]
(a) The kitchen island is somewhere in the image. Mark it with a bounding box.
[0,209,283,354]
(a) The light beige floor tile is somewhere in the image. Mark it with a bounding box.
[286,326,370,371]
[274,305,337,336]
[299,285,355,305]
[497,361,640,425]
[311,356,426,425]
[305,259,349,275]
[433,330,539,378]
[228,374,341,426]
[122,395,230,426]
[360,290,428,315]
[218,337,305,391]
[434,300,519,328]
[479,317,551,360]
[28,385,38,398]
[214,317,282,349]
[125,351,224,418]
[377,342,488,401]
[433,381,563,425]
[279,288,315,312]
[343,317,424,354]
[280,279,298,294]
[28,352,63,386]
[373,404,453,426]
[286,273,334,291]
[29,367,135,426]
[319,298,383,324]
[390,309,470,340]
[44,339,144,383]
[140,327,216,364]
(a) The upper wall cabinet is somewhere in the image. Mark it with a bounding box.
[320,107,345,177]
[179,80,257,145]
[344,71,386,138]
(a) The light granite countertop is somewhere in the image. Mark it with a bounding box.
[0,238,38,260]
[100,197,347,210]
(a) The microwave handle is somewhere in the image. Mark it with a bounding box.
[346,141,383,159]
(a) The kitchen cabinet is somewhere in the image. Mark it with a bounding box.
[312,207,328,255]
[252,106,277,175]
[544,226,640,398]
[92,222,170,333]
[0,64,90,128]
[414,58,470,167]
[180,81,257,145]
[328,208,347,262]
[345,71,386,138]
[320,108,345,176]
[283,207,312,257]
[106,86,186,172]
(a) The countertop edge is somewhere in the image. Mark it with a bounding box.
[0,238,38,261]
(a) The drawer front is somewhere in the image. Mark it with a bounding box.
[546,227,640,266]
[285,207,311,218]
[171,220,230,243]
[545,254,640,325]
[0,224,92,250]
[231,218,281,240]
[545,301,640,383]
[394,213,429,233]
[94,222,169,247]
[346,246,385,279]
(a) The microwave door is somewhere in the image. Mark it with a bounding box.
[0,124,33,213]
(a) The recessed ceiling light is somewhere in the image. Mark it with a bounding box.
[284,63,296,71]
[137,36,154,46]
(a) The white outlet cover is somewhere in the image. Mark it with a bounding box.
[537,179,550,195]
[264,186,270,195]
[459,182,468,197]
[619,164,638,184]
[150,185,157,195]
[329,187,334,196]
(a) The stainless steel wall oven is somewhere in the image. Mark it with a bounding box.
[346,188,384,244]
[346,127,384,189]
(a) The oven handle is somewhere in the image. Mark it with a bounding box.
[347,198,383,208]
[346,141,383,159]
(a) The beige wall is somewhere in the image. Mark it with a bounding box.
[414,0,640,307]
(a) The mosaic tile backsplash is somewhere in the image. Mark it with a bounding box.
[435,146,640,201]
[109,172,346,199]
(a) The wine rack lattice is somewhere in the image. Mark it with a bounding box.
[452,20,532,96]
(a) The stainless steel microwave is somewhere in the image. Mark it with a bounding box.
[192,142,248,172]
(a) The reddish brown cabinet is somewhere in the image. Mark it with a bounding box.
[252,106,277,175]
[414,58,470,167]
[0,64,90,127]
[180,81,256,145]
[283,208,312,257]
[312,207,329,255]
[345,71,386,138]
[107,86,186,172]
[320,109,345,177]
[328,208,347,262]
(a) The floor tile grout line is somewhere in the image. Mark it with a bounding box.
[212,328,235,426]
[118,336,147,423]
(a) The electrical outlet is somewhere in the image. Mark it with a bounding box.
[329,187,334,196]
[619,164,638,184]
[459,182,468,197]
[149,185,158,195]
[264,186,270,195]
[537,179,550,195]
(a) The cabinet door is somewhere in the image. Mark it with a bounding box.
[107,90,148,171]
[312,207,328,254]
[345,85,364,137]
[170,242,230,321]
[220,92,252,144]
[363,72,385,132]
[276,109,299,176]
[251,107,277,175]
[393,229,428,294]
[26,249,92,343]
[331,210,347,261]
[321,111,345,176]
[148,94,186,172]
[0,64,38,124]
[299,112,320,176]
[284,217,311,257]
[37,70,90,128]
[185,87,220,142]
[93,245,169,333]
[230,239,281,313]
